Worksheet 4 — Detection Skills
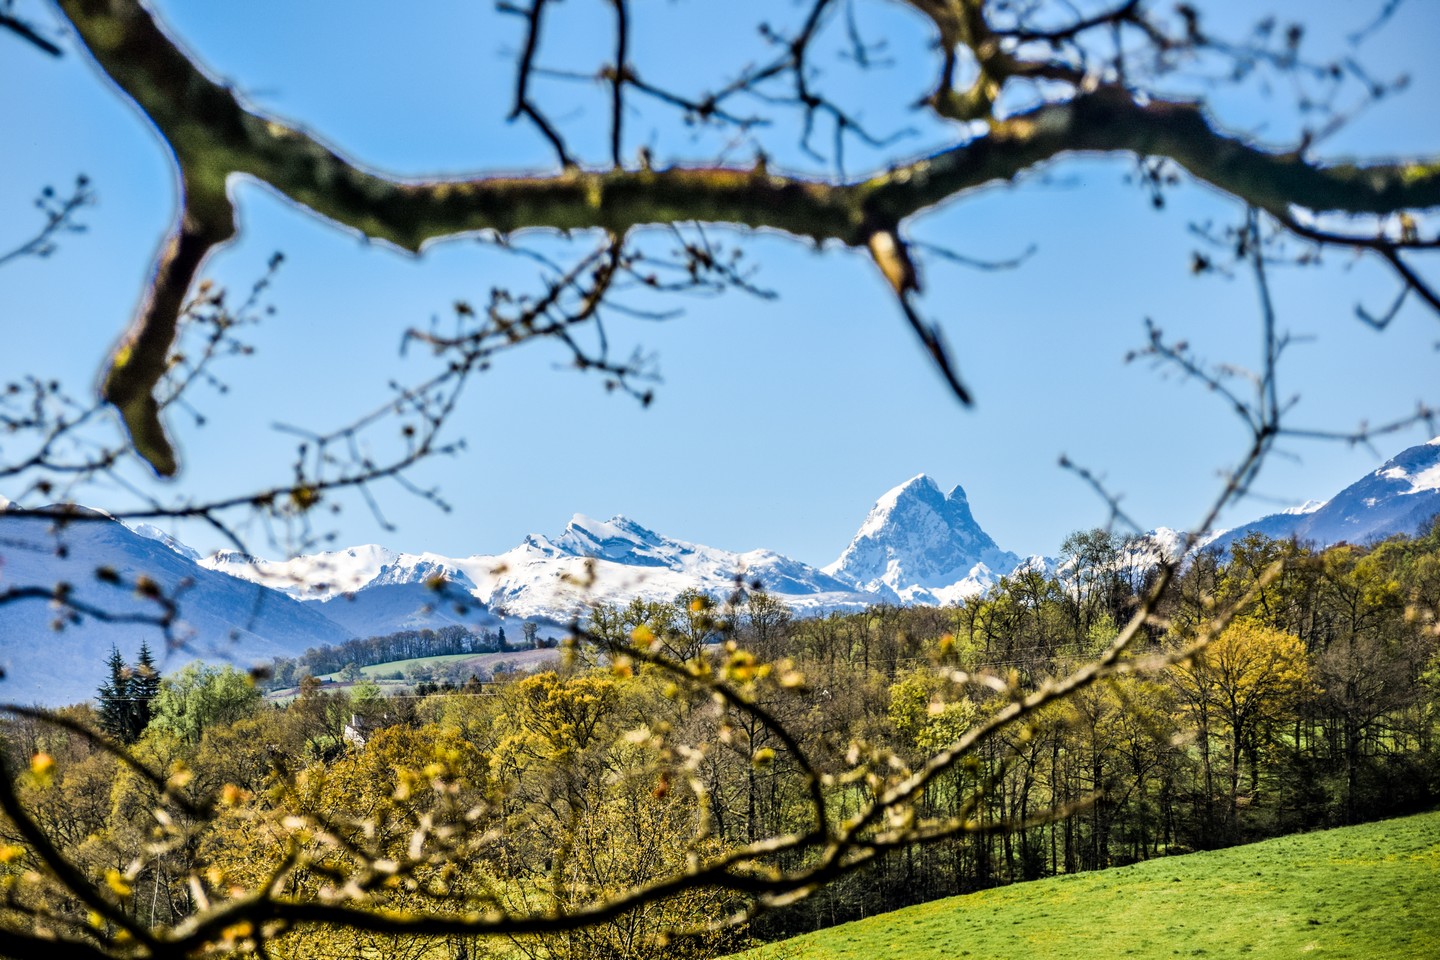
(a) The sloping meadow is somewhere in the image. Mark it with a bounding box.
[739,811,1440,960]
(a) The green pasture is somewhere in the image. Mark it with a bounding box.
[740,811,1440,960]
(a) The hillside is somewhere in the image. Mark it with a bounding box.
[1212,437,1440,551]
[5,436,1440,705]
[0,509,353,705]
[739,812,1440,960]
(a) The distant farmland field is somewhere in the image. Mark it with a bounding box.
[265,646,561,699]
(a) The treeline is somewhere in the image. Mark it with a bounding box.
[2,524,1437,958]
[752,522,1440,934]
[266,623,518,687]
[564,521,1440,937]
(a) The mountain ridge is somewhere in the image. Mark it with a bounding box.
[1211,437,1440,551]
[4,437,1439,706]
[0,508,354,705]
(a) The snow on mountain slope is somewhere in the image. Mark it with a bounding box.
[202,513,872,627]
[547,515,859,593]
[125,522,203,563]
[202,544,401,599]
[1212,437,1440,551]
[453,514,875,620]
[548,515,676,568]
[824,475,1020,603]
[0,508,354,706]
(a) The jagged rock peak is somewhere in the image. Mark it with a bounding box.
[368,557,476,591]
[826,475,1019,595]
[559,514,661,548]
[544,514,676,568]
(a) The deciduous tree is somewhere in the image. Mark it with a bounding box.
[1,0,1438,956]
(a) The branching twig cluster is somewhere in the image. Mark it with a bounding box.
[6,0,1426,474]
[0,176,92,271]
[0,4,1436,955]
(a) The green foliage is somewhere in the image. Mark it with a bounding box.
[6,528,1440,957]
[888,667,977,755]
[95,642,160,744]
[147,662,261,744]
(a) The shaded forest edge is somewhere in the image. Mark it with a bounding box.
[3,520,1438,957]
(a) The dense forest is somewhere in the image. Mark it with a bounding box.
[2,524,1437,958]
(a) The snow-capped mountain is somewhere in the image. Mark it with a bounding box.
[202,546,519,636]
[824,475,1020,604]
[7,437,1440,707]
[1213,438,1440,550]
[205,514,879,625]
[203,544,410,599]
[0,507,352,706]
[454,513,873,620]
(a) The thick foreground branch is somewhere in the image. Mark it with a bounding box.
[57,0,1440,473]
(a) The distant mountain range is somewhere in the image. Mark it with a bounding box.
[0,510,351,706]
[1210,437,1440,551]
[2,437,1438,705]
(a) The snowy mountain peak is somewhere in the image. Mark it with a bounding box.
[1377,443,1440,496]
[549,514,675,567]
[560,513,661,547]
[202,543,399,599]
[826,475,1019,602]
[857,475,943,537]
[125,522,202,562]
[368,557,476,591]
[846,475,987,553]
[1213,437,1440,551]
[898,473,940,494]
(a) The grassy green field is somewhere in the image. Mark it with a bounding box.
[331,651,497,679]
[741,811,1440,960]
[264,647,561,701]
[319,646,559,681]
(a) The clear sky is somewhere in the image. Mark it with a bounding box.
[2,0,1438,567]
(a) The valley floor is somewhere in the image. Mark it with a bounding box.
[738,811,1440,960]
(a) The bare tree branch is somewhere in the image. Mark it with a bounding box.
[51,0,1440,473]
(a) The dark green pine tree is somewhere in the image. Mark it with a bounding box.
[133,640,161,735]
[97,645,134,742]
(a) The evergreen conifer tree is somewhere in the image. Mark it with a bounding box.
[133,640,161,735]
[96,645,133,742]
[96,644,161,743]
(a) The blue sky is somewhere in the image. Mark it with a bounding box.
[2,0,1438,567]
